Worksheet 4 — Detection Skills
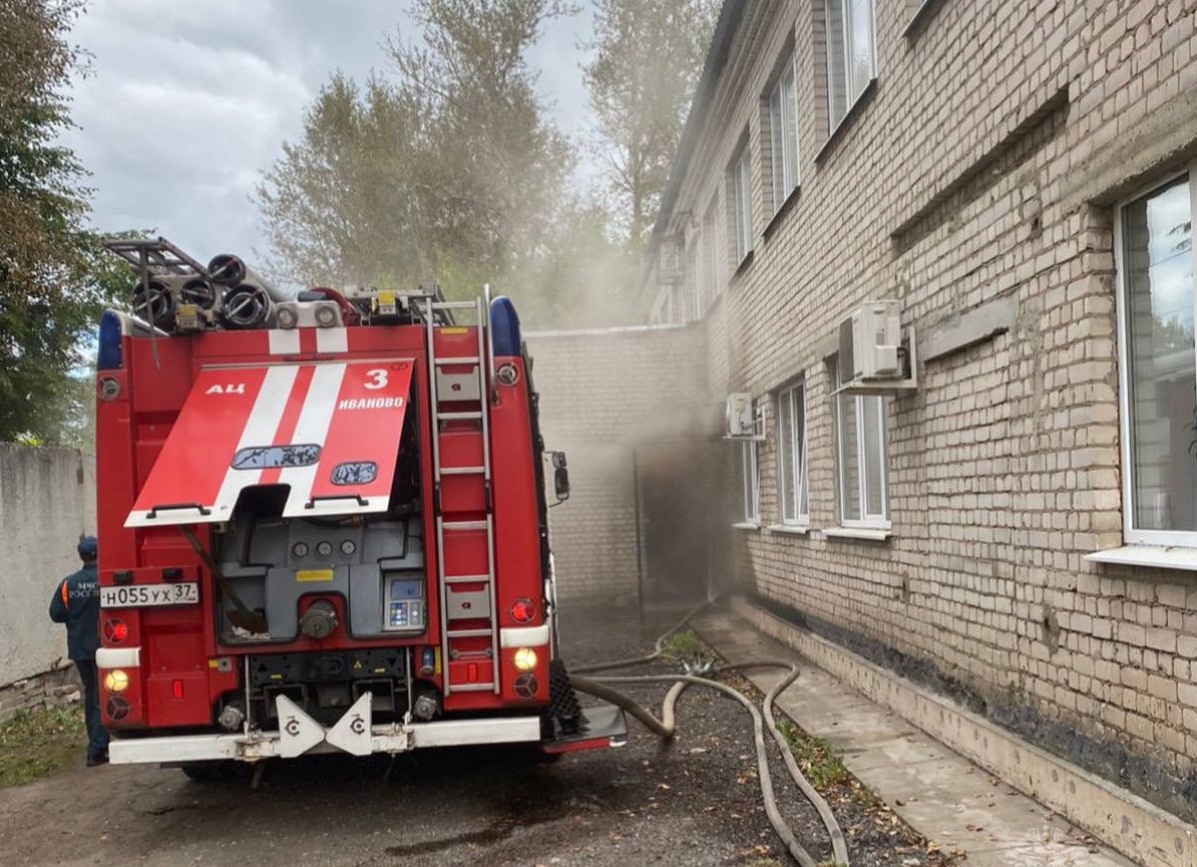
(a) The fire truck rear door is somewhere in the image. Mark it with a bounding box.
[125,361,415,527]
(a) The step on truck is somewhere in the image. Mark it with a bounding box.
[93,239,626,769]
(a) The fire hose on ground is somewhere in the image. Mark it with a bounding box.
[567,607,850,867]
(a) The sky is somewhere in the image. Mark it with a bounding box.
[60,0,597,272]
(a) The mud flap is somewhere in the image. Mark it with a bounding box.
[541,703,628,755]
[547,658,584,736]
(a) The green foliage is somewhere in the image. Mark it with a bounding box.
[583,0,719,249]
[258,0,575,308]
[508,202,640,329]
[0,0,128,446]
[775,718,851,790]
[1153,313,1192,354]
[660,628,708,663]
[0,704,86,787]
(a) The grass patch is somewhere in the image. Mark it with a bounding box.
[775,718,850,790]
[660,629,707,664]
[0,706,86,787]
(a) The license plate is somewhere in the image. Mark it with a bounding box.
[101,582,199,608]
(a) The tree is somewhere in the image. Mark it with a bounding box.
[583,0,718,250]
[0,0,123,445]
[257,0,574,302]
[511,201,639,329]
[257,74,432,288]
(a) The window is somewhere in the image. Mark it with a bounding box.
[670,283,686,324]
[701,201,719,305]
[1116,172,1197,545]
[825,0,875,130]
[836,359,888,526]
[777,382,809,525]
[740,440,760,524]
[689,241,702,320]
[768,55,800,213]
[730,144,752,264]
[650,289,668,325]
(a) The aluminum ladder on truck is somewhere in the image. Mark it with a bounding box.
[424,297,500,696]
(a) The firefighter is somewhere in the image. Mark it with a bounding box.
[48,536,110,766]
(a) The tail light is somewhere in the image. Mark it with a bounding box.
[106,695,131,720]
[103,670,130,692]
[103,619,128,643]
[513,673,538,699]
[510,598,536,623]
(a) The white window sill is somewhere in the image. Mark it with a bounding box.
[767,524,810,536]
[732,521,762,532]
[1085,545,1197,572]
[903,0,947,37]
[823,526,891,541]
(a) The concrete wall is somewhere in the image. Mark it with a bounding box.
[0,445,96,686]
[643,0,1197,825]
[525,326,713,606]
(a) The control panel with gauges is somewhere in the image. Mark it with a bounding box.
[217,516,426,641]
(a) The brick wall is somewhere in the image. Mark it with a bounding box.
[0,666,82,724]
[525,326,712,606]
[645,0,1197,823]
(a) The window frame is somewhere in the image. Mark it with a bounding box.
[834,358,889,529]
[701,199,719,304]
[1114,166,1197,547]
[777,380,809,527]
[768,53,800,215]
[671,283,686,325]
[689,239,702,321]
[824,0,877,133]
[740,439,760,525]
[730,143,753,265]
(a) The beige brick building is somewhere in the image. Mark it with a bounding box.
[526,326,716,608]
[642,0,1197,826]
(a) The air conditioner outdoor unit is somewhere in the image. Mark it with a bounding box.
[839,300,903,380]
[725,392,757,439]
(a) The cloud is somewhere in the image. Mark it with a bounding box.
[60,0,595,280]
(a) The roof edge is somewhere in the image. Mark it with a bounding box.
[651,0,746,241]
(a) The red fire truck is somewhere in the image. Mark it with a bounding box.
[92,239,625,771]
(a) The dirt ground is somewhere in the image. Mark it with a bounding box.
[0,613,954,866]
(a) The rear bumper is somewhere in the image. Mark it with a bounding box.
[110,700,630,765]
[110,716,541,765]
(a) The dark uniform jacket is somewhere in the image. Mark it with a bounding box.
[48,563,100,661]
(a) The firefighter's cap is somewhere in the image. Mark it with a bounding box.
[77,536,98,559]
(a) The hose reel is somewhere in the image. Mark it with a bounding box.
[220,283,274,330]
[130,278,176,329]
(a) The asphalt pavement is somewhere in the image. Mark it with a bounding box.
[0,609,947,867]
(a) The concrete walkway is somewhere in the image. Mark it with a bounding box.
[694,611,1136,867]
